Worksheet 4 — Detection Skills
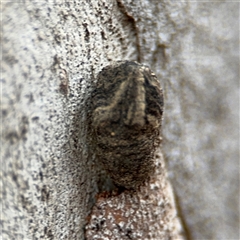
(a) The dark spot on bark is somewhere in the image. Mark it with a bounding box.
[41,185,50,202]
[101,30,106,40]
[39,171,43,181]
[2,109,8,117]
[32,116,39,121]
[20,116,29,140]
[83,23,90,42]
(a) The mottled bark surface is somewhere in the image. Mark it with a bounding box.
[2,1,239,240]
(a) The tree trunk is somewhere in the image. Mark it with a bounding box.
[2,1,239,239]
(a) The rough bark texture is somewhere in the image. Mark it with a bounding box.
[2,1,239,240]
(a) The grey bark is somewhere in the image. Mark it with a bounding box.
[2,1,239,240]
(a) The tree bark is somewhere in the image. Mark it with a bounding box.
[2,1,239,239]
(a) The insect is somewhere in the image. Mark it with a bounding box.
[87,61,164,189]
